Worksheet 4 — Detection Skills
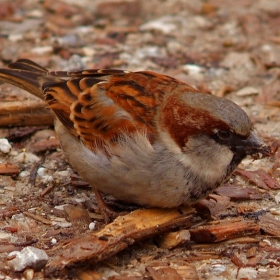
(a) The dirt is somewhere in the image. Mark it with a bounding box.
[0,0,280,279]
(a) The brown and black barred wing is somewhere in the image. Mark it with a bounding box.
[43,68,184,150]
[0,59,183,151]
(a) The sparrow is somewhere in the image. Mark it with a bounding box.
[0,59,270,220]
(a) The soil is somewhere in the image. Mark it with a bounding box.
[0,0,280,279]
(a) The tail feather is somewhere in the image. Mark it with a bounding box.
[8,59,48,73]
[0,59,56,99]
[0,59,77,136]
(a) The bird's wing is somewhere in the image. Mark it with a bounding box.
[0,59,194,151]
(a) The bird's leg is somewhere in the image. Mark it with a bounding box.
[92,187,118,223]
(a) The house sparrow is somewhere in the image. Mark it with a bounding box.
[0,59,270,216]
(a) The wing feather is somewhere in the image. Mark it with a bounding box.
[0,59,191,151]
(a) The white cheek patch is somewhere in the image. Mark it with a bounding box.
[159,130,234,183]
[185,137,234,182]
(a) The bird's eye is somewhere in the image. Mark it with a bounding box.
[217,130,231,140]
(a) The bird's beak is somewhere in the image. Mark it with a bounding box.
[237,131,271,158]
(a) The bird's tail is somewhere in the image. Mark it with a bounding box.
[0,59,52,99]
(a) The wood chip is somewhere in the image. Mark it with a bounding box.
[156,230,191,249]
[23,211,52,225]
[146,266,183,280]
[29,138,60,153]
[0,163,20,175]
[246,255,262,267]
[254,169,280,189]
[146,262,199,280]
[235,169,280,190]
[64,204,91,229]
[45,207,195,275]
[258,213,280,237]
[0,100,53,127]
[215,184,264,201]
[229,253,245,268]
[194,194,231,217]
[190,218,260,243]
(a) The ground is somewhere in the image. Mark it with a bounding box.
[0,0,280,279]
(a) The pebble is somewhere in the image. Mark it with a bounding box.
[51,238,57,245]
[236,86,260,96]
[37,167,53,183]
[140,15,184,34]
[82,46,96,57]
[51,217,72,228]
[237,267,257,279]
[0,138,12,153]
[262,239,272,246]
[11,213,25,221]
[0,231,12,240]
[54,34,81,47]
[37,167,47,177]
[8,34,24,42]
[8,246,49,272]
[54,170,69,177]
[14,151,40,163]
[209,261,226,275]
[19,170,30,178]
[89,221,96,230]
[182,64,205,79]
[23,268,34,280]
[270,206,280,215]
[26,9,44,18]
[31,46,53,55]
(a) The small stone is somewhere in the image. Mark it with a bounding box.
[236,86,260,96]
[140,15,180,34]
[51,238,57,245]
[0,231,12,240]
[209,262,226,275]
[89,221,96,230]
[19,170,30,178]
[82,46,96,57]
[14,151,40,163]
[0,138,11,153]
[54,34,81,48]
[237,267,258,279]
[182,64,204,79]
[37,167,47,177]
[11,213,25,221]
[8,246,48,272]
[54,170,69,177]
[269,206,280,215]
[51,217,72,228]
[8,34,24,42]
[23,268,34,280]
[31,46,53,55]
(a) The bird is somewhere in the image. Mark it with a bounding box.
[0,59,270,221]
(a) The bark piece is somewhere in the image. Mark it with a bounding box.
[146,266,183,280]
[156,230,191,249]
[0,163,20,175]
[194,194,231,218]
[215,184,264,201]
[146,263,199,280]
[235,169,280,190]
[190,218,260,243]
[0,100,53,127]
[258,213,280,237]
[29,138,60,153]
[45,207,195,275]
